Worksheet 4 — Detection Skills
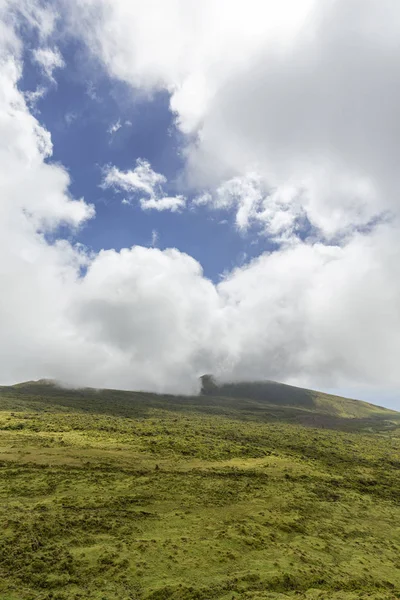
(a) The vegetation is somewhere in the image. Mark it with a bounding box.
[1,379,400,599]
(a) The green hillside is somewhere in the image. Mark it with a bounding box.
[1,380,400,600]
[200,375,395,419]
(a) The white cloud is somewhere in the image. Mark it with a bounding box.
[103,159,165,197]
[63,0,400,239]
[8,0,59,43]
[65,0,316,130]
[102,159,186,212]
[108,119,132,135]
[181,0,400,241]
[3,0,400,405]
[215,222,400,393]
[141,195,185,212]
[195,173,305,242]
[108,119,121,134]
[32,47,65,82]
[55,0,400,401]
[0,6,96,388]
[62,221,400,396]
[24,85,47,108]
[151,229,158,246]
[0,55,94,230]
[2,32,400,397]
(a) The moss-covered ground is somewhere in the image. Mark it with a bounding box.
[1,382,400,599]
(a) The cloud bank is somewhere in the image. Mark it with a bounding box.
[1,0,400,404]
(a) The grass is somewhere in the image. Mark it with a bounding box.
[1,380,400,599]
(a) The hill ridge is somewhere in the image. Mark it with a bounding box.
[200,375,396,419]
[1,376,397,430]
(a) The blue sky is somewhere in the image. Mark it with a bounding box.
[19,31,273,283]
[2,0,400,407]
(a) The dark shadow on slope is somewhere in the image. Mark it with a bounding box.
[200,375,316,409]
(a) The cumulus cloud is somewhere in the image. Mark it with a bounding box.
[102,159,186,212]
[182,0,400,241]
[59,220,400,396]
[3,0,400,405]
[140,195,185,212]
[0,56,94,230]
[64,0,400,238]
[0,9,95,387]
[216,224,400,392]
[194,173,306,242]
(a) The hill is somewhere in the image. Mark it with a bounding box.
[1,379,400,600]
[200,375,396,419]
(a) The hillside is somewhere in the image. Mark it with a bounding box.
[1,380,400,599]
[200,375,396,420]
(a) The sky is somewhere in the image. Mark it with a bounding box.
[1,0,400,408]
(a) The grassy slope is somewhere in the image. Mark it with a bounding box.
[200,377,395,419]
[1,381,400,600]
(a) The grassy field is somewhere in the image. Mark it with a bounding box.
[1,380,400,599]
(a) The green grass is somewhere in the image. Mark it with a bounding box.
[1,380,400,599]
